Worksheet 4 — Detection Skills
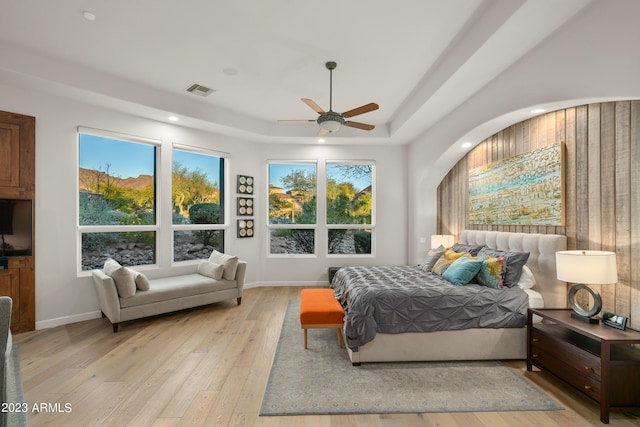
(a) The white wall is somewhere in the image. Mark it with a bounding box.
[0,76,407,329]
[407,0,640,263]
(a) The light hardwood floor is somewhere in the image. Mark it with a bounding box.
[12,286,640,426]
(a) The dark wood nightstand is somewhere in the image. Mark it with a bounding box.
[527,308,640,423]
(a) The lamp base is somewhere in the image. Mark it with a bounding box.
[571,312,599,324]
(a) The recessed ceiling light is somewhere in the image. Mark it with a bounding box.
[82,11,96,21]
[318,138,326,144]
[223,67,239,76]
[530,108,547,114]
[168,116,179,122]
[461,142,472,149]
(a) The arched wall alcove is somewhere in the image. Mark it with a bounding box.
[436,100,640,328]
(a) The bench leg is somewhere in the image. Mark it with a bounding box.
[112,322,120,333]
[304,328,308,349]
[337,328,343,348]
[237,297,242,305]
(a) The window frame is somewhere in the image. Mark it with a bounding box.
[266,159,376,258]
[77,127,161,273]
[171,143,229,263]
[266,160,318,257]
[325,160,376,257]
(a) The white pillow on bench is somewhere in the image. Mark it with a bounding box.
[197,260,224,280]
[208,250,239,280]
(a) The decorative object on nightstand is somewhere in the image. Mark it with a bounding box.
[555,250,617,323]
[602,311,628,330]
[237,175,253,194]
[430,234,454,249]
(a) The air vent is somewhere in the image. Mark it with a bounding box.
[186,83,214,97]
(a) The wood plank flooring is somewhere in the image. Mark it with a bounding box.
[12,286,640,426]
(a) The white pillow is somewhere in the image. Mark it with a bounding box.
[103,258,136,298]
[524,288,545,323]
[516,265,536,289]
[131,270,150,291]
[197,260,224,280]
[208,250,239,280]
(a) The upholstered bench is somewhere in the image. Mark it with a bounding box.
[299,288,344,349]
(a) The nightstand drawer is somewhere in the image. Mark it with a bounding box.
[531,327,601,380]
[530,346,601,401]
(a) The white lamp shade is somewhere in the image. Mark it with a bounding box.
[556,250,618,284]
[431,234,455,249]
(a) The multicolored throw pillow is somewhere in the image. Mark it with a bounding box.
[475,253,505,289]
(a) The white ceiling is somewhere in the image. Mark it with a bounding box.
[0,0,593,145]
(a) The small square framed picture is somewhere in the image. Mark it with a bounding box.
[237,219,254,238]
[237,175,254,194]
[602,311,627,330]
[237,197,254,216]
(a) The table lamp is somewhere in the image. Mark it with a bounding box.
[555,250,617,323]
[430,234,454,249]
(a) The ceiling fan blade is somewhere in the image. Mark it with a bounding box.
[342,102,379,118]
[344,121,375,131]
[301,98,325,114]
[278,119,316,123]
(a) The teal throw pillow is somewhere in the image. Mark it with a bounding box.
[442,256,483,286]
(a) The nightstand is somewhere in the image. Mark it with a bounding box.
[527,308,640,424]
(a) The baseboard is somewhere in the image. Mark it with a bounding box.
[35,310,102,330]
[244,280,328,289]
[35,282,329,330]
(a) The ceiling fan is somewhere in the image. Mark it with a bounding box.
[280,61,379,136]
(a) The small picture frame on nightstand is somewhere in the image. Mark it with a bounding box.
[602,311,627,330]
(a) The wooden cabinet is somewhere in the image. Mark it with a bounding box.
[527,308,640,424]
[0,110,35,333]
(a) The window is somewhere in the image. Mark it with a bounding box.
[268,162,317,254]
[326,162,374,255]
[267,160,374,256]
[172,147,226,262]
[78,131,158,270]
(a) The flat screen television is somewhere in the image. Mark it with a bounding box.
[0,199,33,257]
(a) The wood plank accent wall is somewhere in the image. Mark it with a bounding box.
[436,101,640,330]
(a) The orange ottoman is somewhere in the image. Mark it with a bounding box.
[300,288,344,349]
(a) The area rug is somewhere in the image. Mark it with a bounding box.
[260,300,563,416]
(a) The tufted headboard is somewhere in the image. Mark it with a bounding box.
[459,230,567,309]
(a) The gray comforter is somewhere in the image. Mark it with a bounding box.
[332,265,529,351]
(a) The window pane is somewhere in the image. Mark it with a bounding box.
[79,134,156,226]
[81,231,156,271]
[328,229,372,254]
[326,164,372,225]
[269,163,316,224]
[174,230,224,262]
[270,229,315,254]
[172,149,224,224]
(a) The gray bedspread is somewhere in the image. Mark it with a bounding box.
[332,265,529,351]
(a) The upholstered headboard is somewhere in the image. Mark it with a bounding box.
[459,230,567,309]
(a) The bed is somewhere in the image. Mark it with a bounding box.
[332,230,567,365]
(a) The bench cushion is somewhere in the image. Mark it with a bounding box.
[119,274,237,308]
[300,288,344,325]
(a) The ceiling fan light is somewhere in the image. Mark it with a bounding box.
[317,113,344,132]
[319,119,342,132]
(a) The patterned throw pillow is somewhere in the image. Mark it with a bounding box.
[432,255,454,276]
[475,253,505,289]
[432,249,470,276]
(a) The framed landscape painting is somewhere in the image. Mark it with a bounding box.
[468,142,564,225]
